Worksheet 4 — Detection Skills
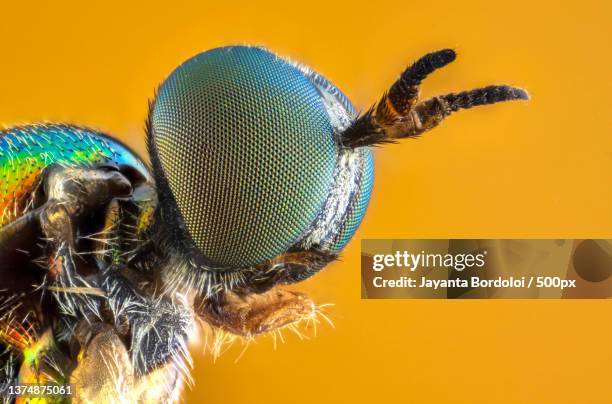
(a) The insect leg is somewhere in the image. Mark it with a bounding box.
[91,183,157,269]
[37,165,133,319]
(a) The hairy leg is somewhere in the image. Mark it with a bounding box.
[0,164,134,381]
[0,164,190,396]
[91,183,157,269]
[36,165,133,318]
[9,164,134,284]
[35,165,191,376]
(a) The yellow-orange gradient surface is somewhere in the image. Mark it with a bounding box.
[1,1,610,402]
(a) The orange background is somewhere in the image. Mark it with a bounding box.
[1,1,611,402]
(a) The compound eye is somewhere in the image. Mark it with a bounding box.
[149,46,339,269]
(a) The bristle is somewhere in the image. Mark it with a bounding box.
[196,300,335,362]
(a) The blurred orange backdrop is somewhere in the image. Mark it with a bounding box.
[1,1,611,403]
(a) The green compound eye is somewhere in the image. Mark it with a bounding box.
[149,46,339,268]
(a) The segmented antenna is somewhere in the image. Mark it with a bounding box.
[341,49,529,148]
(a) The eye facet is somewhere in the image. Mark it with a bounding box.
[149,46,339,269]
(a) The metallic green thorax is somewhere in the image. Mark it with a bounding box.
[0,124,150,228]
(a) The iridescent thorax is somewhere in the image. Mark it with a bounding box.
[0,124,149,227]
